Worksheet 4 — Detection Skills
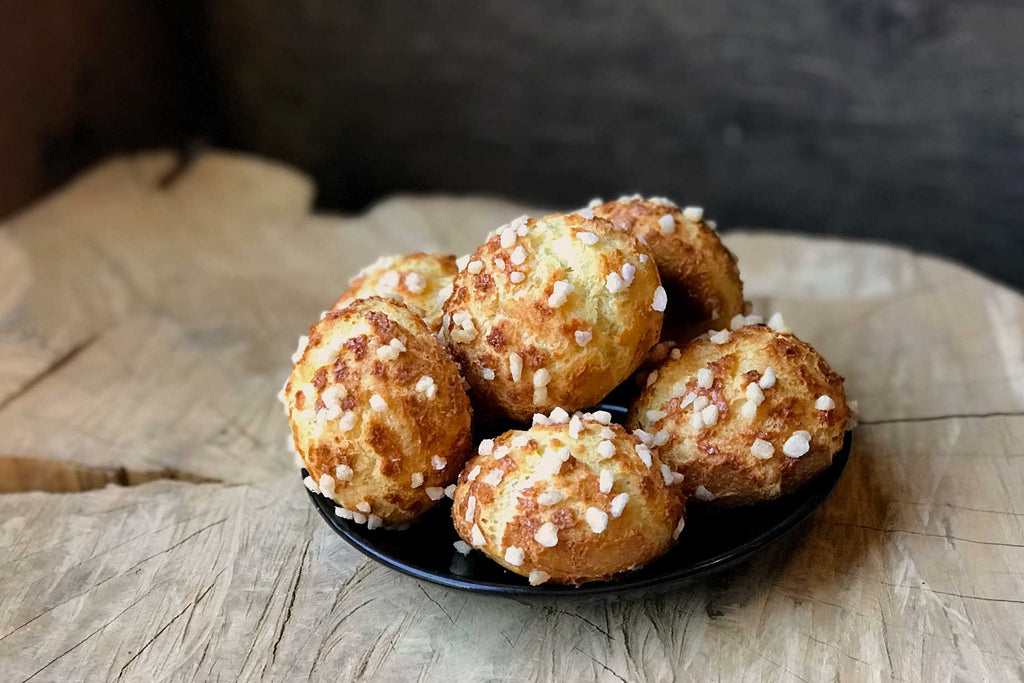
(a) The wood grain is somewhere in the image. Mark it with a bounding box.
[0,151,1021,681]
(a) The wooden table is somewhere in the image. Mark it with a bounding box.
[1,151,1022,682]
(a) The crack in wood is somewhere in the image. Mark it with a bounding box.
[859,410,1024,426]
[572,644,628,682]
[268,536,311,669]
[823,519,1024,548]
[115,599,194,680]
[19,591,154,681]
[0,454,222,494]
[544,606,612,640]
[416,585,457,626]
[123,518,228,574]
[0,333,99,413]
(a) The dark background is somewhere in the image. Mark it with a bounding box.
[4,1,1023,289]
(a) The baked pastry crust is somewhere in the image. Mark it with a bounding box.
[626,324,849,506]
[443,213,663,422]
[592,197,743,342]
[333,253,458,332]
[451,412,686,585]
[286,297,473,526]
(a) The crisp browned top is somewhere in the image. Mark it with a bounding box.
[444,213,663,422]
[287,296,473,524]
[451,412,685,585]
[594,198,744,342]
[627,324,849,505]
[332,252,458,332]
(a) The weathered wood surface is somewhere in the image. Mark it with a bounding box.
[0,151,1022,681]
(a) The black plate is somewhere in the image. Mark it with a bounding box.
[304,408,852,597]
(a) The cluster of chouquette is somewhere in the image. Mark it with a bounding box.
[281,196,854,586]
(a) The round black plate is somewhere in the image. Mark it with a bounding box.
[304,409,852,597]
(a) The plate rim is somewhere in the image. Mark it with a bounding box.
[305,430,852,597]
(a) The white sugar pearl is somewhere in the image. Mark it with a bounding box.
[585,507,609,533]
[610,493,629,517]
[537,490,564,506]
[529,570,550,585]
[767,312,788,332]
[697,368,713,389]
[504,546,525,566]
[782,433,810,458]
[549,407,569,424]
[606,272,625,293]
[694,485,715,501]
[652,286,668,312]
[568,414,583,439]
[500,227,517,248]
[319,474,336,498]
[709,329,731,344]
[635,444,653,467]
[534,522,559,547]
[548,280,573,308]
[404,272,426,293]
[759,366,776,389]
[509,353,523,382]
[816,395,836,411]
[657,213,676,233]
[750,439,775,459]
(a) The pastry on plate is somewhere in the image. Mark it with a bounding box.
[591,196,743,342]
[444,213,663,422]
[626,320,850,506]
[451,409,686,585]
[333,253,458,333]
[286,297,473,527]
